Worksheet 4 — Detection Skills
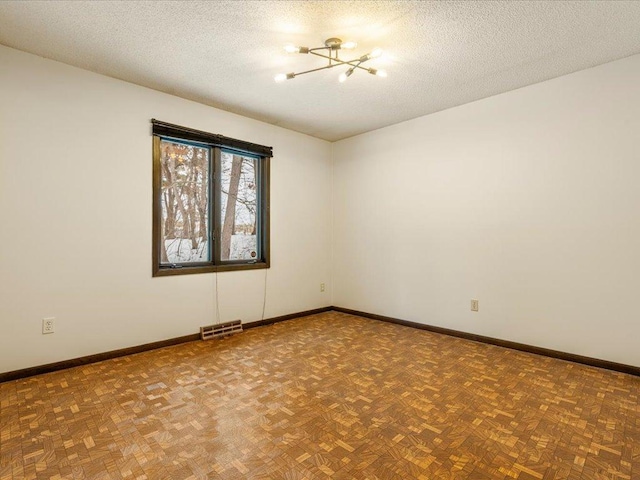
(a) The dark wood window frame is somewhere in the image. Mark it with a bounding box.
[152,119,271,277]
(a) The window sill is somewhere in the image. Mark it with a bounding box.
[153,261,269,277]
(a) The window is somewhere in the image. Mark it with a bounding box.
[152,120,271,276]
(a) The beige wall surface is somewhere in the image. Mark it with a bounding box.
[0,46,333,373]
[3,44,639,373]
[333,54,640,367]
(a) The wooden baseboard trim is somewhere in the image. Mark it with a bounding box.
[0,306,332,383]
[6,305,634,382]
[332,306,640,377]
[244,306,333,330]
[0,333,201,384]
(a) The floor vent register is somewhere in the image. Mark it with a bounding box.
[200,319,243,340]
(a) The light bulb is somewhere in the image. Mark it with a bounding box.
[284,45,300,54]
[275,72,295,82]
[341,41,357,49]
[339,69,353,83]
[371,47,383,58]
[368,68,388,78]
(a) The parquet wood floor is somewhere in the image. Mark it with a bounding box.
[1,312,639,479]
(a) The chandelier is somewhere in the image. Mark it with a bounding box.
[275,37,387,83]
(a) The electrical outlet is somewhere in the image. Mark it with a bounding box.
[42,317,55,334]
[470,300,479,312]
[320,283,326,292]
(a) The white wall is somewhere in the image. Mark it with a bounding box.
[0,45,333,373]
[3,44,639,374]
[333,54,640,367]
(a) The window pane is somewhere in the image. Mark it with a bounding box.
[159,139,210,264]
[220,151,259,261]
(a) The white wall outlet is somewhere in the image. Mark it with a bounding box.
[320,283,326,292]
[42,317,55,334]
[470,300,479,312]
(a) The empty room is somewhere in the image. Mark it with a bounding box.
[1,1,639,479]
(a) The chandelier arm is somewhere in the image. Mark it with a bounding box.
[290,64,342,77]
[308,51,371,71]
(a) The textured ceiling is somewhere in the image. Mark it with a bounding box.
[1,1,640,141]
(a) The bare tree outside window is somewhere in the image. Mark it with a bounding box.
[220,152,258,261]
[159,139,210,264]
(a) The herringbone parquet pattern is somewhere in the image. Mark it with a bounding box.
[1,312,639,479]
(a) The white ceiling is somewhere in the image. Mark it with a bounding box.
[1,1,640,141]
